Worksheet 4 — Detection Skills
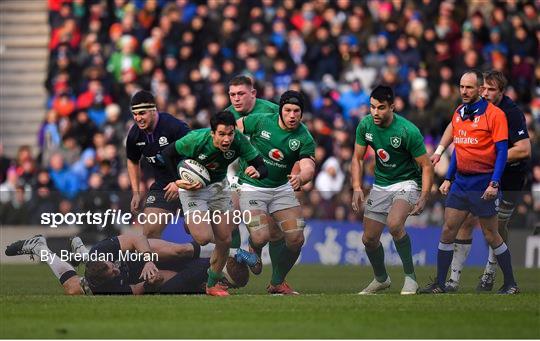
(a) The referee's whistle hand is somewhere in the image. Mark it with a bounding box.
[481,185,498,201]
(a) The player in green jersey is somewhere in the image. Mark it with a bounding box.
[236,90,316,295]
[227,75,279,120]
[351,85,433,295]
[226,75,281,262]
[163,111,268,296]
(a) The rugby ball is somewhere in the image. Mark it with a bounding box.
[177,159,211,187]
[222,256,249,288]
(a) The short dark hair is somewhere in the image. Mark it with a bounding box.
[84,261,110,286]
[210,111,236,131]
[130,90,156,113]
[370,85,394,104]
[228,75,253,88]
[483,70,507,91]
[464,69,484,87]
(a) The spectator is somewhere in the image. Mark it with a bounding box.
[315,157,345,200]
[48,153,80,199]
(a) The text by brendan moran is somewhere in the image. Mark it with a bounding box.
[39,250,158,264]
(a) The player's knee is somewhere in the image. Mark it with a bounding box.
[285,233,304,250]
[386,217,403,232]
[215,233,232,246]
[362,235,378,250]
[192,232,213,246]
[246,213,269,233]
[250,233,269,247]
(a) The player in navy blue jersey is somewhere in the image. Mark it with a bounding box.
[5,234,249,295]
[431,70,531,292]
[126,90,191,238]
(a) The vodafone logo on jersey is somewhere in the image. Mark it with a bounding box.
[268,149,284,162]
[376,149,390,162]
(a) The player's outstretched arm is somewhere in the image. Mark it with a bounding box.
[411,154,434,215]
[117,234,158,281]
[127,159,142,213]
[288,157,315,190]
[507,138,531,163]
[431,122,453,165]
[351,144,367,212]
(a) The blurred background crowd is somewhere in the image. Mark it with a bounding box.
[0,0,539,232]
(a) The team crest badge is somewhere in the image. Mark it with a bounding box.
[289,139,300,151]
[390,136,401,148]
[158,136,169,146]
[223,150,236,159]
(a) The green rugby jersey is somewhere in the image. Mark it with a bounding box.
[174,128,259,184]
[227,98,279,120]
[239,113,316,188]
[355,113,426,187]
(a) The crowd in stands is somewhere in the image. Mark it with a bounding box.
[0,0,539,232]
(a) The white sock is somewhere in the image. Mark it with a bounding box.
[74,244,90,259]
[484,247,498,274]
[450,240,472,282]
[35,245,76,282]
[199,243,238,258]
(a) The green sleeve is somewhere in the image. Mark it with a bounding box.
[269,102,279,113]
[242,114,259,135]
[355,120,367,146]
[174,133,197,158]
[299,134,316,158]
[407,126,427,158]
[236,131,259,161]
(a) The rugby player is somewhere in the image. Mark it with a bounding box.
[419,70,519,294]
[162,110,267,296]
[4,234,248,295]
[226,75,280,262]
[236,90,316,295]
[431,70,530,292]
[351,85,433,295]
[126,90,190,238]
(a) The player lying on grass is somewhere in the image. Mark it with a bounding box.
[5,234,248,295]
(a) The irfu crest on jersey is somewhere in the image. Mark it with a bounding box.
[289,139,300,151]
[223,150,236,159]
[390,136,401,148]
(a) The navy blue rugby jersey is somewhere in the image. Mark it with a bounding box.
[497,96,529,172]
[126,112,190,185]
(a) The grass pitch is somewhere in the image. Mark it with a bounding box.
[0,264,539,339]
